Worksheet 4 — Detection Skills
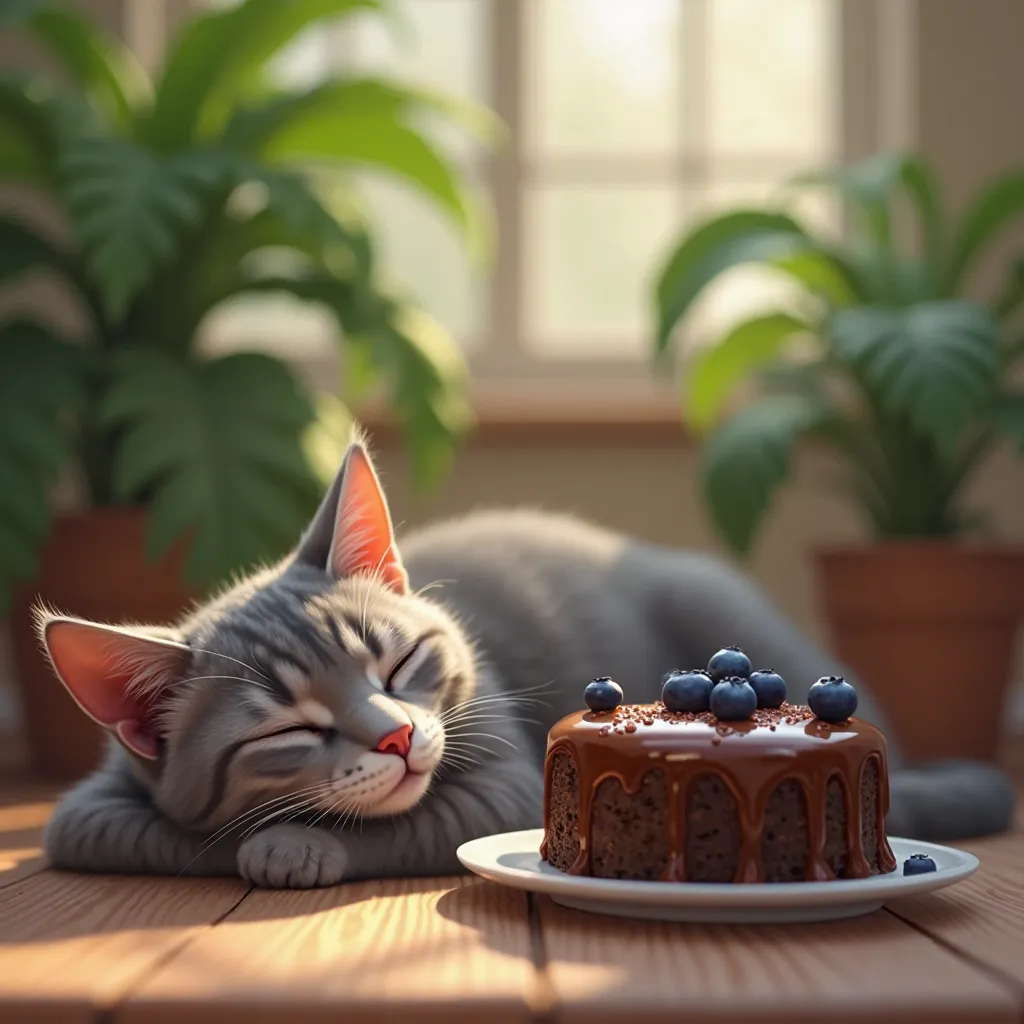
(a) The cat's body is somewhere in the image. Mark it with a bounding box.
[40,446,1017,888]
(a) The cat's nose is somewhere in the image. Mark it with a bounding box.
[375,724,413,758]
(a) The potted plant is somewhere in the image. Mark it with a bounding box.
[0,0,489,779]
[653,151,1024,763]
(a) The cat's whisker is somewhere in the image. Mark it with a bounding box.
[186,645,275,686]
[413,578,456,599]
[439,748,482,766]
[440,691,551,716]
[181,673,274,694]
[439,695,550,723]
[443,740,504,760]
[442,680,558,712]
[194,785,328,851]
[311,787,354,830]
[176,783,336,877]
[438,751,485,774]
[238,792,329,843]
[440,711,543,728]
[194,783,334,852]
[360,541,395,634]
[441,730,520,752]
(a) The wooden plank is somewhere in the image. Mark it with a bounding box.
[0,871,249,1024]
[536,897,1020,1024]
[0,791,54,890]
[886,823,1024,993]
[119,876,542,1024]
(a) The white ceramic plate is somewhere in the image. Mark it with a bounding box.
[457,829,978,924]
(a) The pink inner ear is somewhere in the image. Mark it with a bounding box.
[330,445,409,593]
[44,619,186,760]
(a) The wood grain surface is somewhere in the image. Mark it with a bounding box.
[0,780,1020,1023]
[0,871,248,1023]
[886,822,1024,992]
[120,876,542,1024]
[536,897,1020,1024]
[0,788,54,890]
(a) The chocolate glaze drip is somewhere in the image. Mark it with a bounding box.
[540,702,897,883]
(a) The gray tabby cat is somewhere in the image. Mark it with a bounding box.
[38,439,1016,888]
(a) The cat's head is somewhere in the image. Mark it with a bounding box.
[35,439,477,831]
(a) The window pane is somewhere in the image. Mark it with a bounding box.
[355,175,485,349]
[268,0,489,162]
[526,0,681,158]
[346,0,488,102]
[524,185,681,358]
[708,0,835,159]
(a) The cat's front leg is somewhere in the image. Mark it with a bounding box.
[235,758,543,888]
[46,769,239,877]
[237,823,349,888]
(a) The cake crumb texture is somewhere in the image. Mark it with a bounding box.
[591,771,669,879]
[761,779,810,882]
[824,776,848,877]
[861,756,880,872]
[685,773,741,882]
[546,751,580,872]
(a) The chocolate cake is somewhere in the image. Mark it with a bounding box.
[541,701,897,883]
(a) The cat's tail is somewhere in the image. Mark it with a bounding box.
[887,761,1017,841]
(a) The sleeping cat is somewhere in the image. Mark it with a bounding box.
[37,438,1016,888]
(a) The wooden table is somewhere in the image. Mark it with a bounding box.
[1,775,1022,1024]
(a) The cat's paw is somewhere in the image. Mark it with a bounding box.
[237,824,348,888]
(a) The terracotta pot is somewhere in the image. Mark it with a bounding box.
[816,543,1024,763]
[9,509,197,782]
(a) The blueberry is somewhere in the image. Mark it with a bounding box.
[662,669,714,713]
[903,854,937,876]
[748,669,787,709]
[807,675,858,723]
[709,676,758,721]
[706,646,752,683]
[584,676,623,713]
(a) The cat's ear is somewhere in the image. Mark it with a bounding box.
[35,610,189,760]
[295,440,409,594]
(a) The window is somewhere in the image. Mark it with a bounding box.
[196,1,840,403]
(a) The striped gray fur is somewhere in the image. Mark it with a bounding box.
[37,441,1016,888]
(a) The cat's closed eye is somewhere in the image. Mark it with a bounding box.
[261,724,336,744]
[384,641,432,692]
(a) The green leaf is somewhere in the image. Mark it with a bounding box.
[702,395,832,556]
[244,164,371,272]
[790,153,944,293]
[792,152,941,246]
[147,0,381,150]
[898,155,944,264]
[994,254,1024,321]
[0,217,70,286]
[946,172,1024,290]
[238,271,470,486]
[0,320,86,611]
[174,166,374,337]
[686,313,813,432]
[769,249,859,307]
[225,77,501,155]
[654,210,811,355]
[265,111,483,250]
[990,393,1024,451]
[101,349,322,585]
[2,2,147,130]
[829,301,1000,454]
[59,136,228,320]
[0,73,59,184]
